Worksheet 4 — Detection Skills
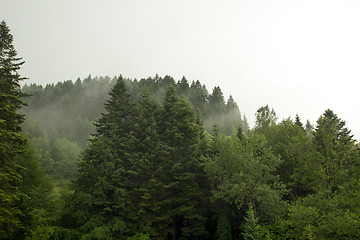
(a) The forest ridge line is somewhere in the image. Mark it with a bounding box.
[2,20,360,239]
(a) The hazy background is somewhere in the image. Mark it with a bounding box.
[1,0,359,139]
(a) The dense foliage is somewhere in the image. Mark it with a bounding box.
[2,21,360,239]
[21,74,247,183]
[0,21,54,239]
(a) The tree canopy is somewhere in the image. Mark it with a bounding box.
[2,19,360,239]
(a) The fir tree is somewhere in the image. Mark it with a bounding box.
[295,114,304,131]
[0,20,28,239]
[313,109,355,191]
[0,20,54,240]
[156,85,209,239]
[125,89,162,236]
[66,76,136,238]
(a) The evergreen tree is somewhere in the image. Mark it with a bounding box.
[0,20,55,240]
[16,148,55,239]
[0,20,29,239]
[242,114,250,132]
[305,119,314,138]
[189,80,208,116]
[176,76,190,97]
[224,95,242,135]
[156,85,209,239]
[124,89,162,236]
[65,76,136,238]
[295,114,304,131]
[313,109,355,191]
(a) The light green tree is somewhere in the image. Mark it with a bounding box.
[205,132,286,239]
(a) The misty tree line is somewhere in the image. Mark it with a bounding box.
[2,20,360,240]
[20,74,247,182]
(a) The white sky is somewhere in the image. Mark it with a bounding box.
[1,0,359,139]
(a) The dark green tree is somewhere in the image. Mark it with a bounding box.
[0,20,55,240]
[16,148,55,239]
[176,76,190,97]
[189,80,208,115]
[0,20,29,239]
[294,114,304,131]
[156,85,209,239]
[262,118,319,199]
[123,89,162,237]
[274,110,360,239]
[65,76,136,238]
[313,109,355,191]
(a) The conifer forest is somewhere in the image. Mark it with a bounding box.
[2,20,360,240]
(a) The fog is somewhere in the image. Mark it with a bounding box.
[1,0,360,139]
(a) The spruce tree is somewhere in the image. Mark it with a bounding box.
[156,85,209,239]
[295,114,304,131]
[0,20,56,240]
[0,20,28,239]
[225,95,242,135]
[313,109,355,191]
[124,89,162,236]
[66,76,136,238]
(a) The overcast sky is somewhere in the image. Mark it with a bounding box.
[1,0,359,139]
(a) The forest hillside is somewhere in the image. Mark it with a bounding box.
[21,75,247,182]
[2,20,360,239]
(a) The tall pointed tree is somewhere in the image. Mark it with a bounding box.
[0,20,55,240]
[66,76,137,238]
[294,114,304,131]
[124,89,162,236]
[156,85,209,239]
[0,20,29,239]
[224,95,242,135]
[313,109,355,191]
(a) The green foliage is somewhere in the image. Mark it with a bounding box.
[16,148,56,239]
[255,105,277,130]
[259,118,319,198]
[22,74,244,148]
[261,110,360,239]
[205,132,287,238]
[0,20,28,238]
[295,114,304,131]
[241,206,262,240]
[313,109,356,191]
[155,85,209,239]
[21,75,244,201]
[126,232,150,240]
[4,19,359,238]
[215,212,232,240]
[22,119,82,183]
[1,20,56,239]
[63,82,211,239]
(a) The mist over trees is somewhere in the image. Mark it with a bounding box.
[21,74,247,146]
[20,74,247,183]
[2,20,360,239]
